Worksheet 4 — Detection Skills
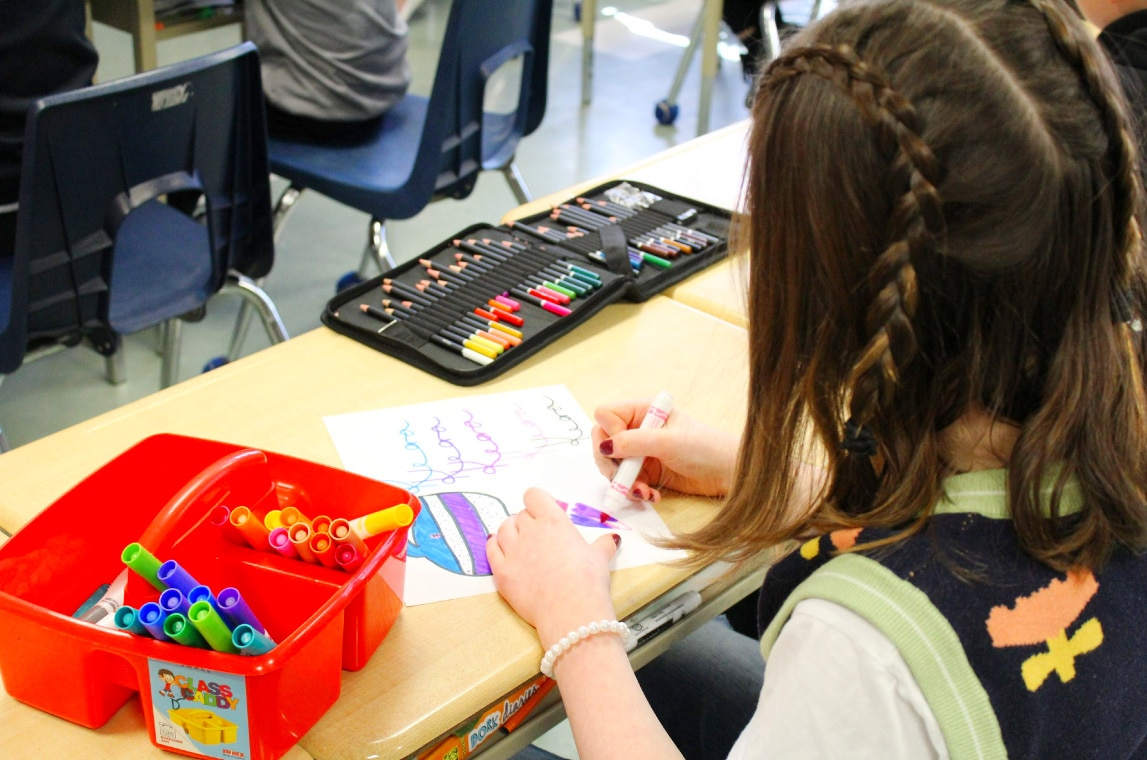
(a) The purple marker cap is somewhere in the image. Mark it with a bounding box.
[138,601,171,641]
[217,587,266,635]
[157,559,200,596]
[159,587,190,616]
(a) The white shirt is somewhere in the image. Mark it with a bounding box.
[727,598,949,759]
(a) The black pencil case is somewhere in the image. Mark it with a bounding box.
[321,180,732,385]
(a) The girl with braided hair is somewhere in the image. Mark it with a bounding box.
[492,0,1147,758]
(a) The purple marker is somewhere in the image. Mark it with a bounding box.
[217,587,267,634]
[159,587,190,616]
[232,623,276,656]
[157,559,201,596]
[138,602,171,640]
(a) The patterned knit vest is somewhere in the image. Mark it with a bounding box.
[755,469,1147,760]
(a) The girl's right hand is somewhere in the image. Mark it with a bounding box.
[592,399,739,503]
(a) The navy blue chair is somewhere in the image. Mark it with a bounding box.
[0,42,288,451]
[265,0,552,282]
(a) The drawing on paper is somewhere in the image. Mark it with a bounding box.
[558,500,630,531]
[408,492,510,576]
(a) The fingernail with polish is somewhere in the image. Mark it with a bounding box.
[612,533,622,547]
[599,439,614,456]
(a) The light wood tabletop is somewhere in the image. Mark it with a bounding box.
[0,294,748,759]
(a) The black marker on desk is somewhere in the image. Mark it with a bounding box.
[623,590,703,652]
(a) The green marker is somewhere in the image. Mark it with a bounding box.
[542,280,578,299]
[164,612,209,648]
[122,542,166,591]
[642,252,673,269]
[188,600,239,654]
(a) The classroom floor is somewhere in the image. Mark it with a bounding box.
[0,0,824,756]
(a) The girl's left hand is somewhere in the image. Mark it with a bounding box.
[487,487,620,649]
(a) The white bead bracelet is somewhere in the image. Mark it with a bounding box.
[540,619,630,678]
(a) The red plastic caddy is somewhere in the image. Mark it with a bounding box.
[0,434,417,760]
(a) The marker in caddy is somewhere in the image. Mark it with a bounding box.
[602,390,674,512]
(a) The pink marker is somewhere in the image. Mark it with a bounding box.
[268,526,300,559]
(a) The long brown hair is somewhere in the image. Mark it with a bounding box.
[675,0,1147,571]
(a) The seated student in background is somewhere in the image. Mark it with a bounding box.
[244,0,411,143]
[491,0,1147,758]
[0,0,98,258]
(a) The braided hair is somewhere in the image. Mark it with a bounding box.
[673,0,1147,571]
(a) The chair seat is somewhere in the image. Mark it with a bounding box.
[108,199,215,335]
[268,95,430,221]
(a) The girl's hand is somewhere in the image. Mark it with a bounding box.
[592,398,739,503]
[487,487,620,649]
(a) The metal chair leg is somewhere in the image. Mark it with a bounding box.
[501,162,533,205]
[358,218,396,277]
[762,3,783,63]
[105,349,126,385]
[160,317,183,389]
[272,183,305,242]
[226,181,302,359]
[219,275,289,346]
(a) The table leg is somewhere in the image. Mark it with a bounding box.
[581,0,597,105]
[696,0,723,135]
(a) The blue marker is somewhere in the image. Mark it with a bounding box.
[157,559,201,596]
[188,584,221,614]
[138,602,171,641]
[160,587,190,616]
[232,623,276,656]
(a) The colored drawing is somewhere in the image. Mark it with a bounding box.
[408,492,510,576]
[558,500,629,531]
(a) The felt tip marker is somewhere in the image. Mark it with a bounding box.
[623,590,702,652]
[348,503,415,539]
[217,587,268,634]
[164,612,209,648]
[121,542,166,591]
[233,623,277,656]
[602,391,674,512]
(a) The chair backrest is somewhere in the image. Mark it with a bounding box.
[414,0,552,204]
[0,42,273,374]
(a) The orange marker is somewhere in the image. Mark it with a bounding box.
[310,514,333,535]
[289,523,317,562]
[348,503,415,539]
[328,518,369,554]
[280,506,311,529]
[230,506,271,550]
[309,532,339,569]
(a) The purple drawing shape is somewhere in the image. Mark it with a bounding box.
[441,492,493,575]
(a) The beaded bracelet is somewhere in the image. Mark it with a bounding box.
[540,620,630,678]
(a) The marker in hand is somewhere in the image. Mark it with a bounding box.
[602,391,674,512]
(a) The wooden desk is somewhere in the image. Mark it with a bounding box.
[0,295,748,759]
[87,0,245,72]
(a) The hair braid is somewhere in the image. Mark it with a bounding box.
[763,44,946,449]
[1028,0,1142,274]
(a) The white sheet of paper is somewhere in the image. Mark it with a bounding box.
[324,385,685,605]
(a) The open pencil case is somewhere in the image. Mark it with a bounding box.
[321,180,733,385]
